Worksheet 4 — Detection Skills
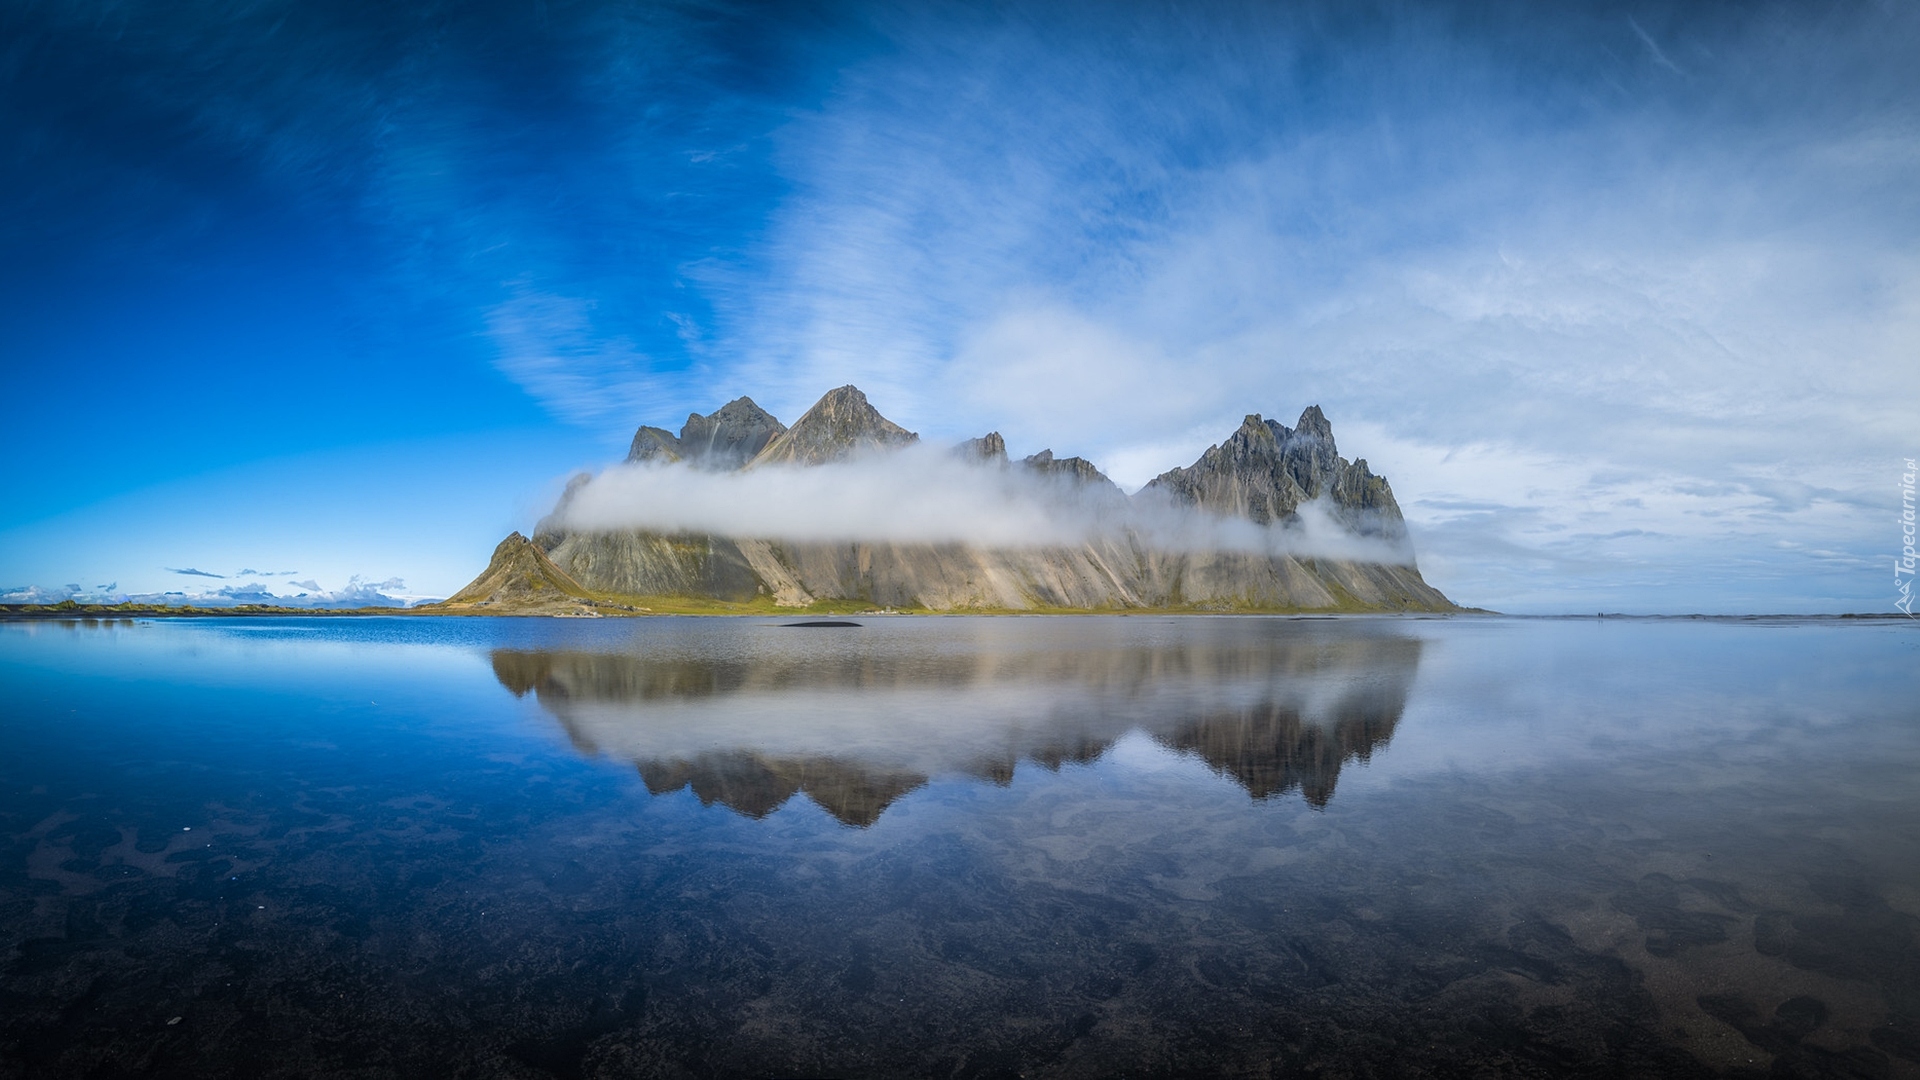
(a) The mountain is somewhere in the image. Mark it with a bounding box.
[627,396,786,469]
[954,432,1008,465]
[747,385,917,466]
[1022,448,1125,494]
[436,532,606,614]
[433,386,1458,614]
[1144,407,1405,539]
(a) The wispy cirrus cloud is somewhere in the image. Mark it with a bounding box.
[351,0,1912,612]
[8,0,1916,612]
[675,1,1920,611]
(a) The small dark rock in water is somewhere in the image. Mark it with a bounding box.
[782,620,862,628]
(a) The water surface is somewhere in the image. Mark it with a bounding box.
[1,615,1916,1078]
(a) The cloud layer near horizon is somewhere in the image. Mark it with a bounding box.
[557,450,1416,564]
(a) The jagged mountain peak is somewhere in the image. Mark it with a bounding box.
[628,426,682,464]
[711,395,776,422]
[629,395,787,469]
[1292,405,1335,449]
[1021,449,1122,494]
[1145,406,1401,537]
[1228,414,1280,445]
[433,532,599,613]
[956,432,1008,466]
[749,385,918,467]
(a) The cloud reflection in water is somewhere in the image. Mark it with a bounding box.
[491,618,1422,825]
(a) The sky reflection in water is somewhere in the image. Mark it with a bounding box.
[494,617,1420,823]
[1,615,1916,1078]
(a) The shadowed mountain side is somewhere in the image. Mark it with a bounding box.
[536,532,767,603]
[489,628,1421,822]
[529,532,1451,612]
[628,396,787,469]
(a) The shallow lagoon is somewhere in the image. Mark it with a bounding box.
[1,614,1917,1078]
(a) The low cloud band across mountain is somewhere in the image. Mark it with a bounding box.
[435,386,1455,614]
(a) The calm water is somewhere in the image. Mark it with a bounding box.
[1,615,1917,1079]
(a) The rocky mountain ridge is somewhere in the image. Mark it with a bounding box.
[627,396,786,469]
[433,385,1457,614]
[1144,407,1406,540]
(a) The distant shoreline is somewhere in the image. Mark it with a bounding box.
[0,603,416,619]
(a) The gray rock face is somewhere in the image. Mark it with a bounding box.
[955,432,1008,466]
[1022,449,1122,492]
[626,397,786,469]
[626,426,683,465]
[1144,407,1407,540]
[749,386,918,466]
[1020,449,1129,519]
[681,397,786,468]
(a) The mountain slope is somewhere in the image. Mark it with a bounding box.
[430,532,609,614]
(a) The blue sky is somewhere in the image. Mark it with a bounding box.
[2,0,1915,612]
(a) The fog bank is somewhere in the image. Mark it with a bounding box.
[554,447,1415,565]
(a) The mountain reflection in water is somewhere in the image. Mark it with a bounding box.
[10,616,1920,1077]
[490,619,1421,825]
